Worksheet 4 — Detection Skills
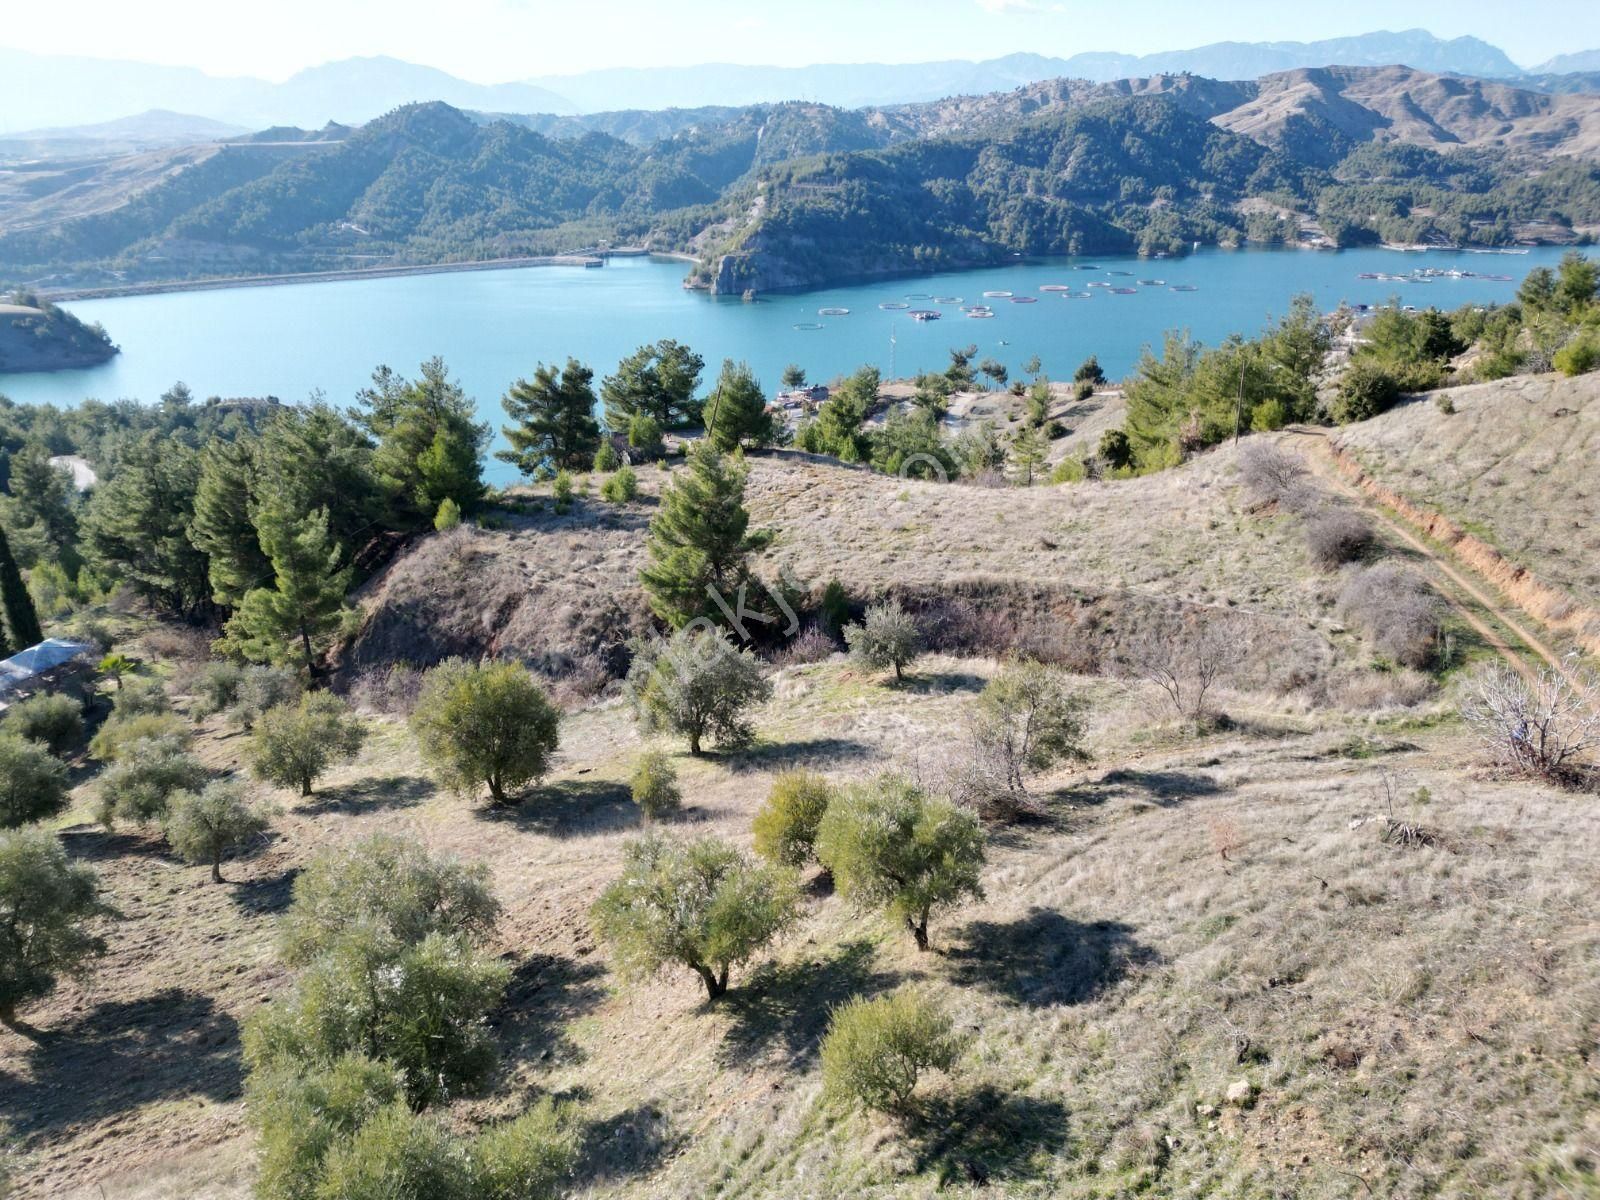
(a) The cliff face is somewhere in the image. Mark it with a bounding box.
[0,303,118,372]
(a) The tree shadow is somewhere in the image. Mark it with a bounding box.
[719,940,896,1068]
[476,778,639,838]
[1074,768,1223,808]
[908,1086,1070,1186]
[725,736,874,774]
[572,1103,683,1184]
[947,908,1157,1007]
[491,951,607,1070]
[297,773,436,815]
[228,864,302,916]
[59,824,171,863]
[0,989,241,1138]
[901,671,988,695]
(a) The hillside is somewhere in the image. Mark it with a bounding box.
[0,296,118,372]
[5,68,1600,293]
[6,424,1599,1197]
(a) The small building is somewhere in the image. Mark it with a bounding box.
[0,638,97,713]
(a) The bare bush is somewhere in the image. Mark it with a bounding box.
[1120,618,1242,722]
[1305,508,1376,569]
[347,664,425,716]
[1460,663,1600,786]
[1238,442,1307,506]
[1337,563,1443,669]
[771,623,838,668]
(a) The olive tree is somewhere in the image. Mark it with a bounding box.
[164,782,272,883]
[278,834,499,967]
[752,770,836,868]
[624,627,772,755]
[844,600,921,683]
[821,987,963,1115]
[0,827,110,1037]
[591,834,798,1001]
[3,694,83,756]
[816,776,984,951]
[0,734,70,828]
[250,692,367,796]
[968,658,1089,804]
[95,735,209,827]
[411,659,561,805]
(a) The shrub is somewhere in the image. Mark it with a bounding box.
[0,827,109,1037]
[1119,618,1242,722]
[470,1098,580,1200]
[1337,563,1443,668]
[771,623,837,666]
[1305,508,1375,569]
[347,664,424,716]
[600,465,638,503]
[624,627,772,755]
[110,675,169,719]
[816,776,985,951]
[819,579,850,633]
[232,666,303,730]
[1237,441,1307,506]
[629,749,681,820]
[433,497,462,532]
[966,659,1089,810]
[95,736,208,827]
[2,694,83,756]
[247,1054,403,1200]
[1098,427,1132,469]
[244,926,510,1109]
[594,441,621,472]
[844,600,921,683]
[411,659,561,805]
[1460,663,1600,785]
[192,661,245,716]
[551,469,574,512]
[1554,330,1600,377]
[87,711,191,761]
[752,770,835,867]
[164,781,271,883]
[312,1103,469,1199]
[627,412,664,456]
[279,834,499,967]
[1073,379,1095,402]
[1331,360,1402,424]
[821,988,962,1115]
[591,834,799,1000]
[0,735,69,828]
[251,693,367,797]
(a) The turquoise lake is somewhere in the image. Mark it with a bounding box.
[0,245,1584,482]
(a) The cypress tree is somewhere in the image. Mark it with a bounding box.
[639,444,753,629]
[704,360,774,453]
[498,358,602,475]
[0,524,42,651]
[223,505,352,677]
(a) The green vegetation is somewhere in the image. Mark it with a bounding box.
[250,693,367,796]
[639,443,754,629]
[629,748,682,821]
[603,340,705,431]
[0,524,43,650]
[844,600,921,683]
[624,626,772,755]
[591,834,799,1000]
[600,464,638,503]
[704,360,774,452]
[94,735,208,827]
[0,735,69,828]
[0,827,109,1037]
[411,659,562,805]
[816,776,985,952]
[752,770,836,868]
[821,988,962,1115]
[499,359,603,475]
[2,693,83,755]
[0,296,117,372]
[164,781,271,883]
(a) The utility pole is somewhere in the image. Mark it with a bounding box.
[1235,352,1247,444]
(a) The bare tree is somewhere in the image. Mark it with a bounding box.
[1460,662,1600,785]
[1122,618,1242,723]
[1237,442,1307,506]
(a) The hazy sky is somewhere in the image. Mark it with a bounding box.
[2,0,1595,80]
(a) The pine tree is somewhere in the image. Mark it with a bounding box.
[224,505,352,677]
[6,443,77,559]
[639,444,752,629]
[353,358,487,527]
[1009,425,1049,487]
[253,404,384,559]
[190,436,267,608]
[0,524,42,651]
[498,359,602,475]
[601,340,704,431]
[704,360,774,453]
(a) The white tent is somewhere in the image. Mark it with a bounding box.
[0,638,96,701]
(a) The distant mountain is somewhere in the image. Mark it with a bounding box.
[528,30,1526,111]
[3,67,1598,296]
[0,110,248,163]
[1520,72,1600,97]
[0,48,575,132]
[1532,50,1600,75]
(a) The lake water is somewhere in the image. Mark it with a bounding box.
[0,246,1583,482]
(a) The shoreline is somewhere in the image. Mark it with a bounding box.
[40,251,695,302]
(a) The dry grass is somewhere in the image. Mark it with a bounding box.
[5,648,1598,1199]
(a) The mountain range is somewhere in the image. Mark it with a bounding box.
[3,29,1598,134]
[2,63,1597,299]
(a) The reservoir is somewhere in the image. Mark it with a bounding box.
[0,245,1583,482]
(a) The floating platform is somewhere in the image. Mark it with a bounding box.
[982,290,1014,298]
[793,322,825,330]
[818,307,851,316]
[909,309,942,321]
[879,301,910,310]
[1010,296,1038,304]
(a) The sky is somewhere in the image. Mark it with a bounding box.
[1,0,1596,81]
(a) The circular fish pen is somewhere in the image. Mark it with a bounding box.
[982,290,1014,298]
[879,301,910,310]
[793,322,825,331]
[818,307,851,317]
